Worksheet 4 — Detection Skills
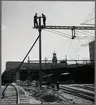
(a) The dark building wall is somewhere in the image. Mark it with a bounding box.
[70,64,94,84]
[6,61,67,71]
[6,62,29,70]
[89,40,95,62]
[2,61,94,85]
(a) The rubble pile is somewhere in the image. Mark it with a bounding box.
[17,80,64,104]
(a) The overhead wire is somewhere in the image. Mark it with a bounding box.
[68,36,94,59]
[69,45,88,59]
[75,31,80,43]
[82,8,95,24]
[77,30,94,37]
[76,30,94,38]
[48,29,72,38]
[43,15,94,59]
[50,29,72,37]
[63,38,70,45]
[83,30,94,36]
[43,29,71,39]
[83,8,94,22]
[84,17,95,24]
[70,46,83,55]
[81,38,95,47]
[43,28,93,58]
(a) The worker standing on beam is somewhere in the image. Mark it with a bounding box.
[42,13,46,26]
[34,13,38,27]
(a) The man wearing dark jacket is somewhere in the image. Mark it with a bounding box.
[42,13,46,26]
[34,13,38,27]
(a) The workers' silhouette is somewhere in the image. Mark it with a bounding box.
[34,13,38,27]
[42,14,46,26]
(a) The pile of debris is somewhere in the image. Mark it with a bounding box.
[17,80,64,104]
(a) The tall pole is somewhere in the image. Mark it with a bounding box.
[38,17,42,88]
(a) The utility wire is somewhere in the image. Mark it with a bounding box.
[75,32,80,43]
[77,30,94,37]
[69,45,87,59]
[84,17,95,24]
[63,38,70,45]
[45,28,92,57]
[83,30,94,36]
[76,30,94,38]
[50,29,72,37]
[69,37,91,58]
[43,29,71,39]
[82,8,95,24]
[81,39,95,47]
[49,29,72,38]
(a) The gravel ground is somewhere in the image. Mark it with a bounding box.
[60,84,94,94]
[58,90,94,104]
[1,84,94,104]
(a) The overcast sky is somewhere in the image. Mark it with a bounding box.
[2,1,95,73]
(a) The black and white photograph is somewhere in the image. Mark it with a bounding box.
[1,1,95,104]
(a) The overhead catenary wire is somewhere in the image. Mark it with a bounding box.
[43,29,71,39]
[83,30,95,36]
[48,29,72,38]
[77,30,94,37]
[76,30,94,38]
[82,8,95,24]
[43,27,93,59]
[68,37,93,59]
[81,39,95,47]
[70,46,83,56]
[75,32,80,43]
[50,29,72,37]
[69,45,88,60]
[63,38,70,45]
[83,8,94,22]
[84,17,95,24]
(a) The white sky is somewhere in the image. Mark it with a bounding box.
[2,1,95,73]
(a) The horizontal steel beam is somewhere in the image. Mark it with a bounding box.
[34,25,95,30]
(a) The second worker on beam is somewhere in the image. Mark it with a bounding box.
[42,13,46,26]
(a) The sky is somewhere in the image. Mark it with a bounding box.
[2,1,95,73]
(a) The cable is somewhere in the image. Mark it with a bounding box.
[81,39,95,47]
[69,45,87,59]
[82,8,95,24]
[76,30,94,38]
[70,46,83,56]
[63,38,70,45]
[75,32,80,43]
[50,29,72,37]
[43,29,71,39]
[77,30,94,37]
[83,30,94,36]
[49,29,72,38]
[84,8,94,22]
[68,37,91,58]
[84,17,95,24]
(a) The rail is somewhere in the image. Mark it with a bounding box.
[1,83,19,104]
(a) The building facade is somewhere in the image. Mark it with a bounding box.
[89,40,95,62]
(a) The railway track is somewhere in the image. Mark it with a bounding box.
[72,85,94,91]
[60,86,94,102]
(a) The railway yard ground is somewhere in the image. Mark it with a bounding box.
[1,83,95,104]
